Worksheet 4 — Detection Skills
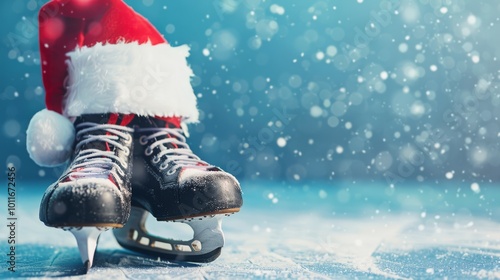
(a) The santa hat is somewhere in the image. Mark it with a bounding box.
[27,0,198,167]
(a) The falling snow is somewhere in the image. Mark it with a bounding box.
[4,0,500,185]
[4,1,500,278]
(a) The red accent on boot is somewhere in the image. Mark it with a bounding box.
[107,113,119,125]
[105,114,120,151]
[120,114,136,127]
[154,116,181,149]
[156,116,181,128]
[108,174,118,188]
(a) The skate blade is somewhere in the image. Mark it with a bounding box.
[62,227,110,272]
[49,223,123,228]
[113,207,225,263]
[160,207,241,222]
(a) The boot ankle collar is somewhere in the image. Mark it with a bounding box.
[74,113,136,127]
[133,116,182,129]
[155,116,181,128]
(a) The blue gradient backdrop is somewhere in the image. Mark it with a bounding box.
[2,0,500,186]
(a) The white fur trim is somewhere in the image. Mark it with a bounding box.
[64,42,199,122]
[26,109,74,167]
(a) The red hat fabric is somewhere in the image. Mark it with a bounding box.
[39,0,166,114]
[27,0,198,166]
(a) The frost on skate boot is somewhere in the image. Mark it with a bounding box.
[113,116,242,263]
[132,117,243,220]
[39,113,135,270]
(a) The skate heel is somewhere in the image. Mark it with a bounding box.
[113,207,224,263]
[65,227,109,272]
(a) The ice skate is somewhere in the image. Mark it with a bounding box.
[113,116,243,262]
[29,0,225,269]
[39,114,135,271]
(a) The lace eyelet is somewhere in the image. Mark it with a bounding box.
[167,168,176,176]
[123,148,130,156]
[124,134,132,143]
[117,168,125,176]
[152,156,160,164]
[139,135,148,145]
[145,147,153,156]
[160,163,167,170]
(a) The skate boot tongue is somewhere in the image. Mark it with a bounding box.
[137,116,186,150]
[64,113,135,182]
[74,113,134,151]
[156,117,186,150]
[138,117,214,170]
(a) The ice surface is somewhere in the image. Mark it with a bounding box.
[0,182,499,279]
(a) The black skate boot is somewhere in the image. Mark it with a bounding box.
[113,116,243,263]
[39,113,135,271]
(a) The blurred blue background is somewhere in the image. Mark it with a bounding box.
[2,0,500,186]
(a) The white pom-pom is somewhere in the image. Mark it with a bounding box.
[26,109,75,167]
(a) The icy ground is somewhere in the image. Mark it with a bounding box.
[1,182,499,279]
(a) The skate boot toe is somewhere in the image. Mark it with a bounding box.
[175,169,243,219]
[40,178,130,227]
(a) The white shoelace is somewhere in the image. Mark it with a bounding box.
[139,128,211,172]
[67,123,134,181]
